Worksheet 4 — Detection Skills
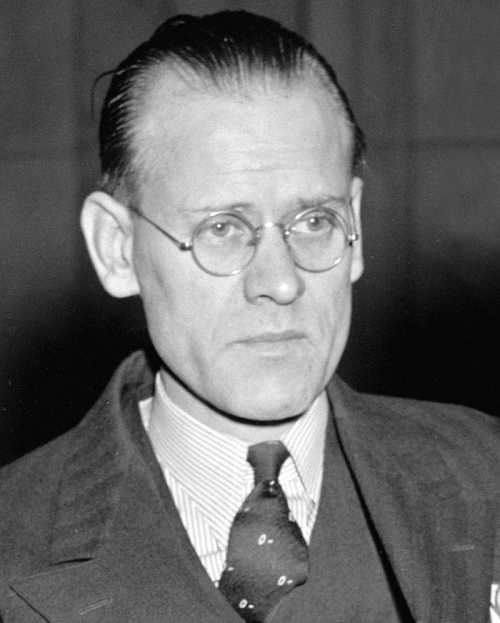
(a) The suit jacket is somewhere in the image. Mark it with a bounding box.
[0,351,498,622]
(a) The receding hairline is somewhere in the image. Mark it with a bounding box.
[122,57,356,204]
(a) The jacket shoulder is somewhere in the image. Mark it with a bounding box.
[360,389,499,441]
[329,377,500,492]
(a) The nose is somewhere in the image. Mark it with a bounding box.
[243,224,305,305]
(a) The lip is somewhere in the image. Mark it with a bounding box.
[236,330,306,344]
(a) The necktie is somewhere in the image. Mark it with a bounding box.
[219,441,309,622]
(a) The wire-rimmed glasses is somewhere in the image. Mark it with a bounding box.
[132,202,359,277]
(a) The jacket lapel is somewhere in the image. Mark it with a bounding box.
[9,352,240,623]
[10,456,239,623]
[328,377,495,623]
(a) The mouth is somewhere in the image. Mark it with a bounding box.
[237,331,306,344]
[235,330,306,348]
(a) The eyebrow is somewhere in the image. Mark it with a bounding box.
[296,194,348,210]
[191,202,253,215]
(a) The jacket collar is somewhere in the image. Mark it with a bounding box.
[327,376,495,623]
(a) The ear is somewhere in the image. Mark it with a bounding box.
[349,176,364,283]
[80,191,140,298]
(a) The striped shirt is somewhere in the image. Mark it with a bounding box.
[139,374,327,583]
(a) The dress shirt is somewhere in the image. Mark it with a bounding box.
[139,374,328,583]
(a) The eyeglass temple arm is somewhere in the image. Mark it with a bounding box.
[132,209,193,251]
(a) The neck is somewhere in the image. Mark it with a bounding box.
[159,367,300,443]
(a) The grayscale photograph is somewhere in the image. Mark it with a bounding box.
[1,2,499,621]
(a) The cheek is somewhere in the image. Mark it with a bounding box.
[310,272,353,369]
[136,249,230,363]
[312,271,352,333]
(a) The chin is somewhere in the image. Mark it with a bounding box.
[229,356,330,419]
[223,381,316,423]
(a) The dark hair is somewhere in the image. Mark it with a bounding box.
[98,10,365,200]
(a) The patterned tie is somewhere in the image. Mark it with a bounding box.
[219,441,309,622]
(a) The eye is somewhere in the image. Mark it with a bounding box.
[209,220,233,237]
[196,213,251,246]
[306,214,330,231]
[292,211,337,235]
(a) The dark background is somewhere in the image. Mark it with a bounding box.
[1,1,499,466]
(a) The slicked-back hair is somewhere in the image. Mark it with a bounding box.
[98,10,366,201]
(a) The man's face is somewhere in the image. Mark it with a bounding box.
[131,75,363,428]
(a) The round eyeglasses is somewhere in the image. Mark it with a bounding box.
[132,203,359,277]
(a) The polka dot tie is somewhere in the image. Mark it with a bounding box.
[219,441,309,622]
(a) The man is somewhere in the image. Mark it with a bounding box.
[0,11,498,623]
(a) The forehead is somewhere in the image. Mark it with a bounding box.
[133,70,353,211]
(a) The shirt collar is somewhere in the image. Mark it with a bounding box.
[142,374,327,541]
[282,390,328,503]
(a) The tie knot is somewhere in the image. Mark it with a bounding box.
[247,441,289,484]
